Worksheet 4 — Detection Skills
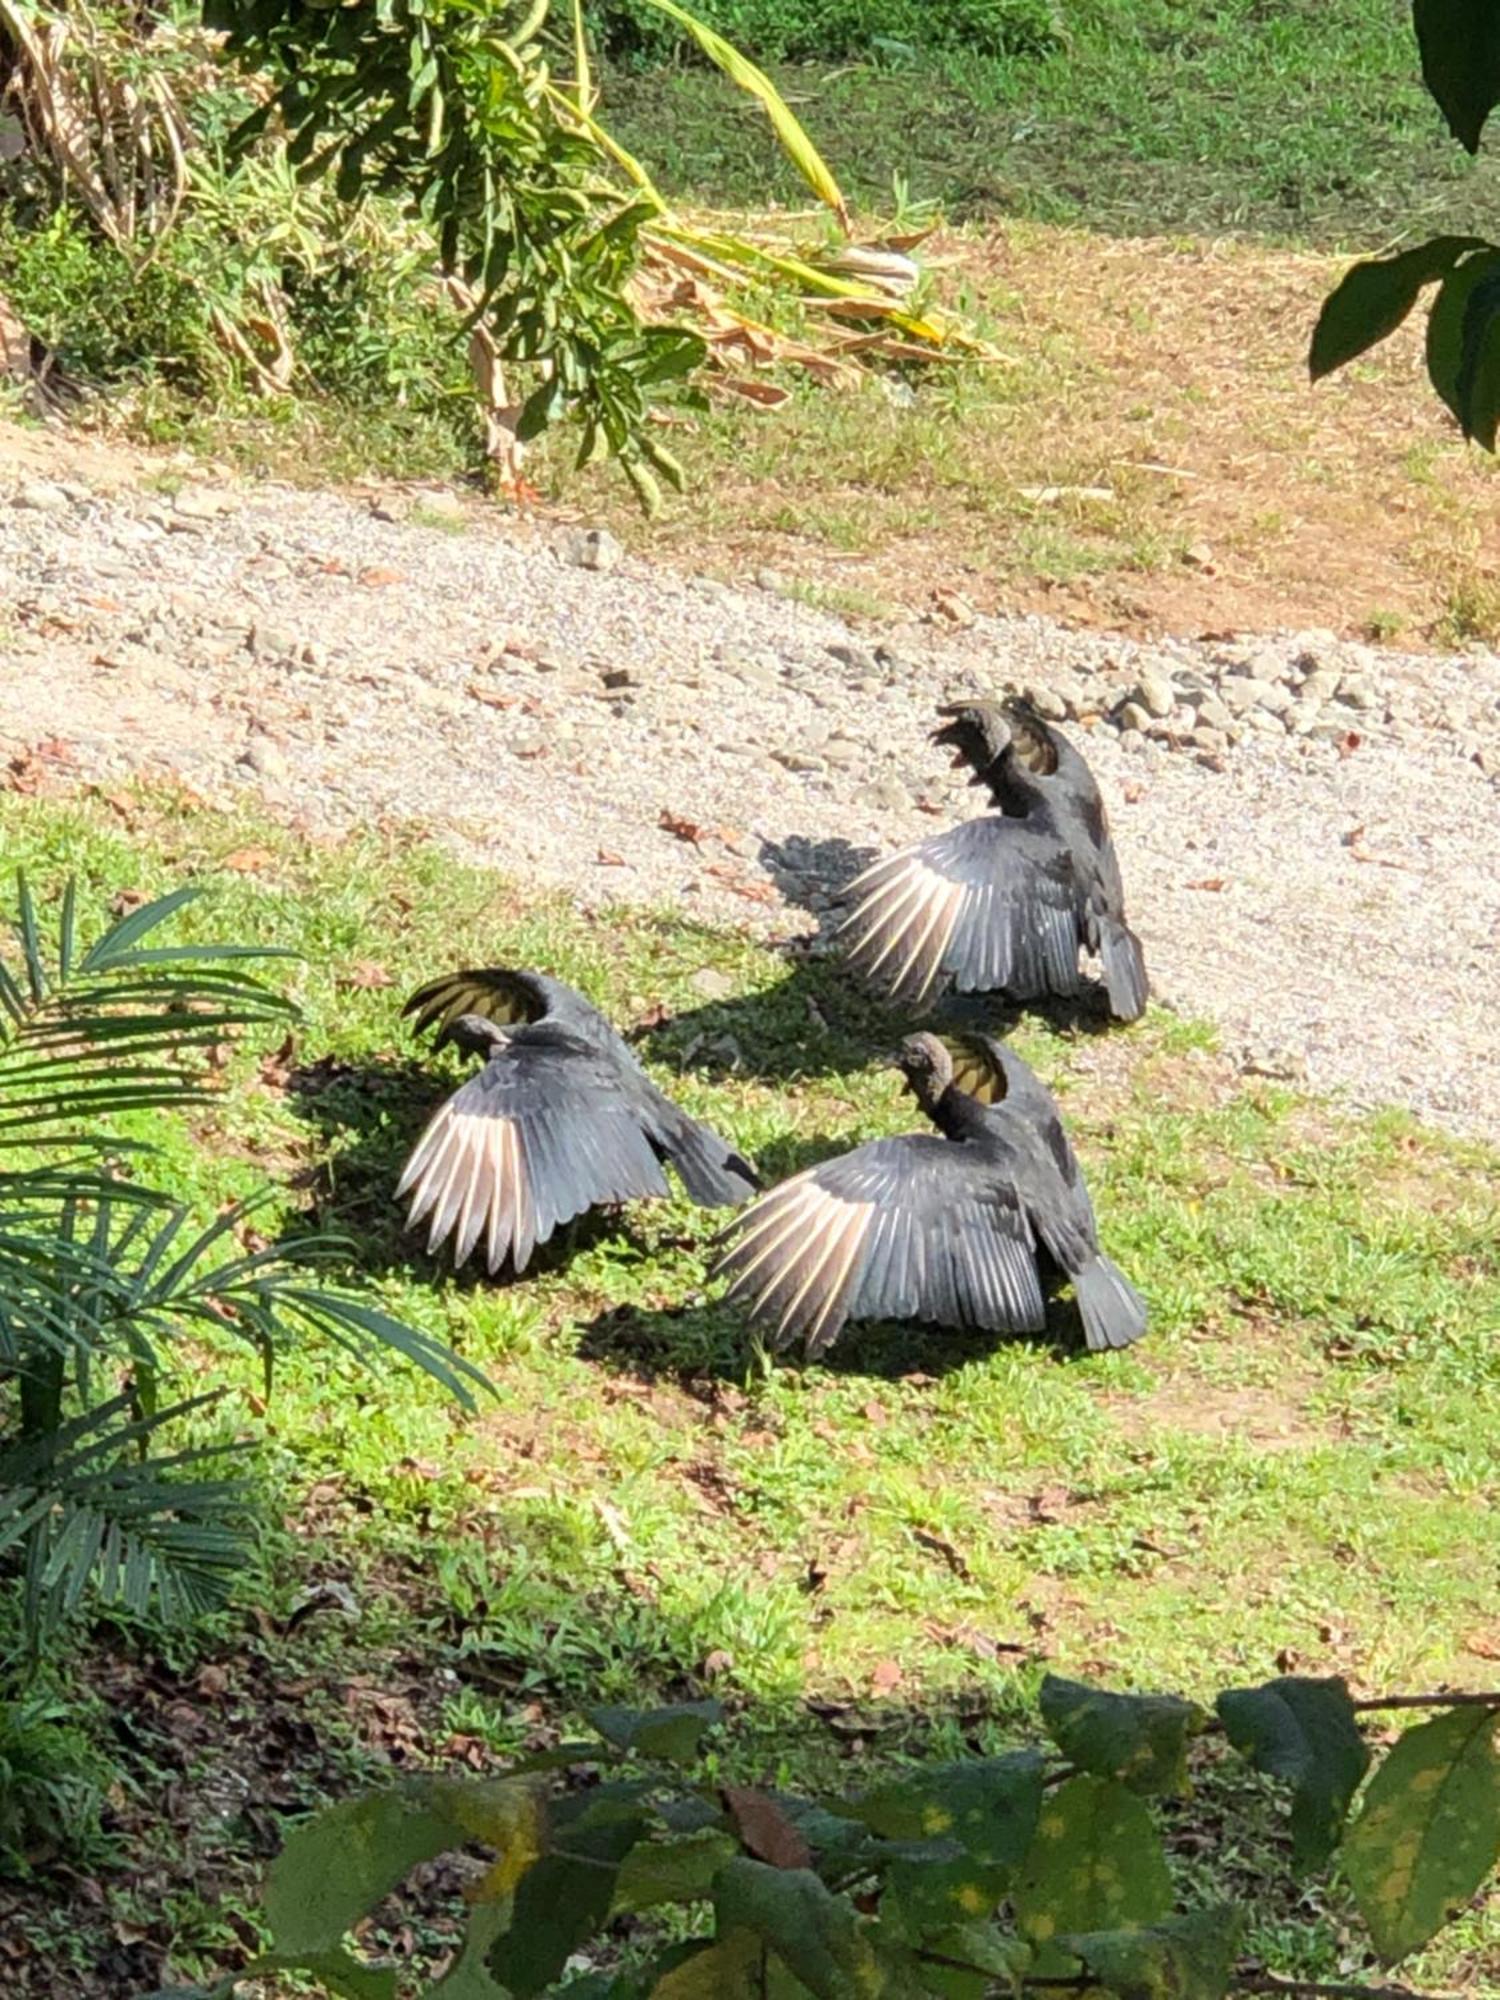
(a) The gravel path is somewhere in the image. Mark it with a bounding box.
[3,461,1498,1141]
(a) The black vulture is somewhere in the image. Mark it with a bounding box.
[712,1030,1146,1357]
[836,696,1148,1020]
[397,967,758,1273]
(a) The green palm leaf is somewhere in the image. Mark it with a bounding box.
[0,1390,252,1638]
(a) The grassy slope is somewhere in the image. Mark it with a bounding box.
[604,0,1500,245]
[3,786,1497,1990]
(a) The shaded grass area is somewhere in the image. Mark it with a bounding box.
[1,784,1497,1992]
[602,0,1500,245]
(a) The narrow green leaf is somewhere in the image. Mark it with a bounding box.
[631,0,848,227]
[1309,236,1486,380]
[1216,1676,1369,1871]
[570,0,593,113]
[1039,1677,1205,1796]
[1343,1705,1500,1963]
[1414,0,1500,152]
[1012,1777,1172,1947]
[1054,1906,1242,2000]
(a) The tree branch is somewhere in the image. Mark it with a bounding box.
[1234,1974,1461,2000]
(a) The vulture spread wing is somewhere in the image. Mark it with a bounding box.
[403,967,551,1042]
[713,1133,1045,1356]
[398,1034,670,1274]
[837,816,1083,1008]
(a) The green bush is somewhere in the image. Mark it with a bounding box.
[0,1694,115,1876]
[174,1677,1500,2000]
[593,0,1062,66]
[0,194,474,434]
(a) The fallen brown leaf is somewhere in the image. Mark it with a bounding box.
[659,809,707,844]
[870,1658,904,1696]
[357,565,405,588]
[258,1032,298,1089]
[721,1786,813,1870]
[468,682,518,710]
[1342,824,1406,868]
[343,960,393,991]
[596,848,627,867]
[221,845,278,875]
[1185,876,1227,892]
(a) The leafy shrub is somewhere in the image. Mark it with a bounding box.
[0,177,476,442]
[0,1693,114,1875]
[0,876,485,1656]
[176,1675,1500,1999]
[592,0,1063,66]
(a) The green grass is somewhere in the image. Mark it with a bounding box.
[604,0,1500,246]
[2,785,1497,1990]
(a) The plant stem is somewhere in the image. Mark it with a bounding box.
[1235,1974,1459,2000]
[1350,1691,1500,1712]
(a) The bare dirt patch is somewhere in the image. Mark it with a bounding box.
[586,225,1500,645]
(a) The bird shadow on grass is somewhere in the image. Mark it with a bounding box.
[575,1288,1098,1386]
[629,827,1122,1087]
[633,945,1118,1089]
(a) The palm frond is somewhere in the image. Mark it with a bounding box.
[0,1391,252,1639]
[0,875,294,1146]
[0,1186,492,1406]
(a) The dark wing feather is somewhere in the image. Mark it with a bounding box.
[836,816,1083,1008]
[397,1041,670,1274]
[403,967,549,1041]
[713,1134,1044,1356]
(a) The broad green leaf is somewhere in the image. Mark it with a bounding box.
[1456,270,1500,446]
[632,0,849,228]
[1309,236,1486,379]
[1414,0,1500,152]
[879,1847,1010,1943]
[264,1783,464,1955]
[589,1700,722,1762]
[1343,1705,1500,1963]
[1039,1677,1204,1797]
[427,1902,509,1998]
[240,1950,396,2000]
[715,1857,919,1997]
[488,1811,647,1996]
[614,1831,739,1911]
[900,1924,1030,2000]
[647,1928,790,1997]
[1216,1676,1369,1870]
[1012,1777,1172,1947]
[1054,1906,1242,2000]
[1426,249,1500,427]
[851,1752,1045,1869]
